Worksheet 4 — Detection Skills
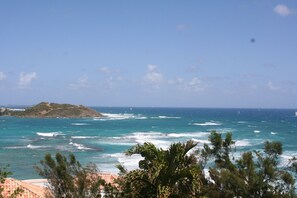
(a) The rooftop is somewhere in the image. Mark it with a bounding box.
[1,173,118,198]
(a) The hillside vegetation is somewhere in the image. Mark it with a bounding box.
[1,102,102,118]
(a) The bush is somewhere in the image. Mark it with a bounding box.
[36,131,297,198]
[35,153,106,198]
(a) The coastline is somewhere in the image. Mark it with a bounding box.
[22,179,48,187]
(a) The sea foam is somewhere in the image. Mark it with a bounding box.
[71,123,90,126]
[103,153,143,171]
[235,139,252,147]
[153,116,181,119]
[36,132,63,137]
[96,113,147,120]
[167,132,209,138]
[192,122,222,126]
[27,144,49,149]
[71,136,98,139]
[4,146,28,149]
[69,141,93,150]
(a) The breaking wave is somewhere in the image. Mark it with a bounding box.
[167,132,209,138]
[101,153,143,171]
[69,141,93,150]
[71,123,90,126]
[271,132,277,135]
[71,136,97,139]
[26,144,49,149]
[234,139,252,147]
[95,113,147,120]
[36,132,64,137]
[192,122,222,126]
[152,116,181,119]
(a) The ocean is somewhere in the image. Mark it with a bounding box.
[0,107,297,179]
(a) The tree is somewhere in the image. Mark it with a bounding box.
[36,153,106,198]
[200,131,296,198]
[117,140,203,198]
[35,132,297,198]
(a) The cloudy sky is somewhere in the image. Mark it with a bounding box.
[0,1,296,108]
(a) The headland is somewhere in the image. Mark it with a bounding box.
[0,102,102,118]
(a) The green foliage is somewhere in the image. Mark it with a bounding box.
[206,131,235,170]
[36,153,106,198]
[116,131,297,198]
[34,132,297,198]
[200,132,296,198]
[0,165,10,198]
[117,140,203,198]
[4,102,102,118]
[288,156,297,173]
[0,165,11,184]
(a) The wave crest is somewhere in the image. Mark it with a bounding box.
[36,132,63,137]
[192,122,222,126]
[95,113,147,120]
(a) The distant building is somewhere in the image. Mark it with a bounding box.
[8,108,26,112]
[1,173,117,198]
[0,107,6,113]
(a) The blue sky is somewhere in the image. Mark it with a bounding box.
[0,1,296,108]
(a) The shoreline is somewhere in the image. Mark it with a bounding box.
[22,179,48,187]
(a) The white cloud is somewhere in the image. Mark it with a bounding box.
[146,72,163,84]
[99,66,111,74]
[186,66,199,73]
[99,66,120,74]
[18,72,37,88]
[0,72,6,81]
[175,77,205,92]
[69,75,89,89]
[145,64,164,84]
[147,64,157,71]
[187,77,204,92]
[176,24,189,31]
[77,75,88,86]
[98,66,124,89]
[177,77,184,83]
[106,77,115,88]
[267,81,280,91]
[274,4,294,16]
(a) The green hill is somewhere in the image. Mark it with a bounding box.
[1,102,103,118]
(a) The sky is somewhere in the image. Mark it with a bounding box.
[0,1,296,108]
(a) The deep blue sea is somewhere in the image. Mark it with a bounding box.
[1,107,297,179]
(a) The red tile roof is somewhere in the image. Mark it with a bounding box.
[1,173,117,198]
[99,173,118,185]
[1,178,46,198]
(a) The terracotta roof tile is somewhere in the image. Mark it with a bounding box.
[1,178,46,198]
[1,173,117,198]
[99,173,118,184]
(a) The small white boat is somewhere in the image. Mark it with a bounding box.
[295,111,297,117]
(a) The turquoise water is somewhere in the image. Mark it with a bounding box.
[1,107,297,179]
